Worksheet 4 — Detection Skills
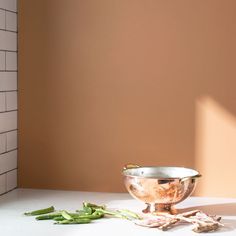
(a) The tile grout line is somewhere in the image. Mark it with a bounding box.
[4,91,7,113]
[4,51,6,70]
[0,90,18,93]
[0,147,18,155]
[0,50,18,52]
[4,9,6,31]
[0,128,17,135]
[0,186,17,196]
[5,170,7,193]
[0,28,17,33]
[0,109,17,114]
[5,128,7,152]
[0,168,17,177]
[0,8,17,14]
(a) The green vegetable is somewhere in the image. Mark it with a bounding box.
[36,211,104,221]
[83,202,106,210]
[24,202,141,226]
[55,218,91,225]
[61,211,73,220]
[81,202,106,215]
[83,206,93,215]
[76,210,87,215]
[24,206,55,216]
[95,208,140,220]
[53,216,65,221]
[36,212,62,220]
[72,212,104,220]
[95,209,129,219]
[118,209,142,220]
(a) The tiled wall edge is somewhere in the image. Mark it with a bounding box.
[0,0,17,196]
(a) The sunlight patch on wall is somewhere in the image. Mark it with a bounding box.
[195,96,236,197]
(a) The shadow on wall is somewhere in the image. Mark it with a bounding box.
[195,96,236,197]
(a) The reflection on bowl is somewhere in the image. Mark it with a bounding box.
[122,165,201,214]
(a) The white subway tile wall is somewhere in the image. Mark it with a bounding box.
[0,132,6,153]
[0,9,5,30]
[6,130,17,151]
[0,92,5,111]
[6,168,17,191]
[0,51,5,70]
[6,52,17,70]
[0,0,17,12]
[0,31,17,51]
[6,12,17,32]
[0,173,6,194]
[0,72,17,91]
[0,0,17,195]
[0,150,17,174]
[6,91,17,111]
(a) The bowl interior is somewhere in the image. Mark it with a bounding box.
[123,166,199,179]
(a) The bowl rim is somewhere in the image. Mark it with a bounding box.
[122,166,201,180]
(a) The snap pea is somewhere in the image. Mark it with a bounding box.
[82,202,106,214]
[69,212,88,217]
[61,211,73,220]
[24,206,55,216]
[36,211,103,221]
[36,212,62,220]
[75,218,91,224]
[81,202,140,220]
[118,209,142,220]
[76,210,87,215]
[55,218,91,225]
[23,202,141,226]
[95,209,129,219]
[83,202,106,210]
[83,206,93,214]
[53,216,65,221]
[95,208,141,220]
[91,211,104,218]
[72,212,104,220]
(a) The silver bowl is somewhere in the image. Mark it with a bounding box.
[122,165,201,214]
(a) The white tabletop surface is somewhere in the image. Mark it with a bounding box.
[0,188,236,236]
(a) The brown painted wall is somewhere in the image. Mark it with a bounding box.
[18,0,236,196]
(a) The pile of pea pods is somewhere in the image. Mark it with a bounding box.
[24,202,141,224]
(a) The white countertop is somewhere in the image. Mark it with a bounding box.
[0,188,236,235]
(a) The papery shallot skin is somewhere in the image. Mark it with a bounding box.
[133,210,223,233]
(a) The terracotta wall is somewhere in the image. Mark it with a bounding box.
[18,0,236,196]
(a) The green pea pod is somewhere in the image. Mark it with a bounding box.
[55,218,91,224]
[53,216,65,221]
[69,212,89,217]
[73,212,104,220]
[83,202,106,210]
[36,212,62,220]
[75,210,87,215]
[91,211,104,218]
[24,206,55,216]
[118,209,142,220]
[61,211,73,220]
[83,206,93,214]
[75,218,91,224]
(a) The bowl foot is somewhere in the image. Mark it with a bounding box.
[142,203,177,215]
